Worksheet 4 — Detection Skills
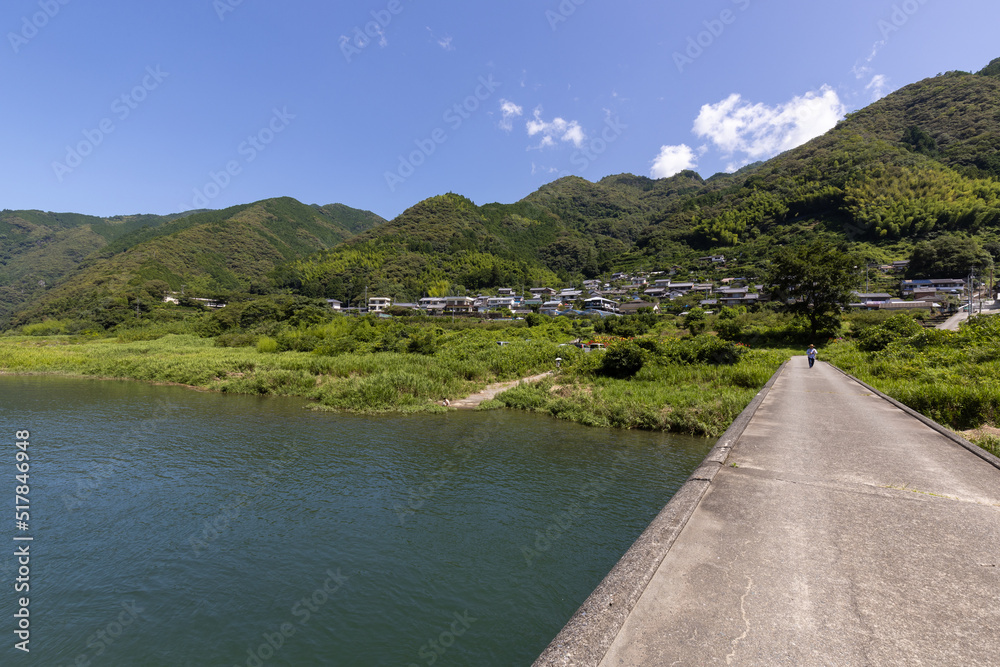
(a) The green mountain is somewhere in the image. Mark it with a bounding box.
[0,209,191,323]
[5,58,1000,326]
[285,62,1000,301]
[8,198,385,326]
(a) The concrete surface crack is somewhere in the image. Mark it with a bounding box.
[726,575,753,665]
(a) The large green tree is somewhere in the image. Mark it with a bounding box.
[906,234,993,279]
[766,241,857,338]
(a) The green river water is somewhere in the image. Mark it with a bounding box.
[0,375,713,666]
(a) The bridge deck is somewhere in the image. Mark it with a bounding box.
[540,358,1000,666]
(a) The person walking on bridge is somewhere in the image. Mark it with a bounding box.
[807,344,817,368]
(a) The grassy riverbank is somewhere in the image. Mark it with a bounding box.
[487,345,792,436]
[826,313,1000,457]
[0,331,558,413]
[0,313,793,436]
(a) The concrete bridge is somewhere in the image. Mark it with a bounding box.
[535,358,1000,666]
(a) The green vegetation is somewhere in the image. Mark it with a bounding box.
[766,240,857,337]
[906,233,993,279]
[0,319,562,414]
[827,314,1000,456]
[4,58,1000,443]
[0,305,794,436]
[493,336,791,436]
[2,199,385,327]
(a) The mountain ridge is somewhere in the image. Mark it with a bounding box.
[4,58,1000,327]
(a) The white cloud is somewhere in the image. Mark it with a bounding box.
[499,99,523,132]
[692,86,846,167]
[526,108,587,149]
[852,41,884,81]
[866,74,890,101]
[650,144,698,179]
[425,27,453,51]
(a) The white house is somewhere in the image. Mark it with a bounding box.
[367,297,392,313]
[583,296,619,314]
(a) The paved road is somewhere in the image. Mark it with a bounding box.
[593,358,1000,666]
[938,304,1000,331]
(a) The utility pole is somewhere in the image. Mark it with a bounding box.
[969,269,975,315]
[988,264,996,305]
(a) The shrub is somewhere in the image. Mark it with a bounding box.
[256,336,279,353]
[22,319,70,336]
[661,334,743,365]
[855,313,923,352]
[600,341,646,378]
[407,329,438,355]
[524,313,547,327]
[684,308,707,335]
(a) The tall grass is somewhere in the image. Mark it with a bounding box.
[825,315,1000,459]
[0,321,792,434]
[493,347,792,436]
[0,331,563,415]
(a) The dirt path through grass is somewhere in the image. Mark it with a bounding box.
[449,371,553,409]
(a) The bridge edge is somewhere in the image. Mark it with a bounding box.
[531,359,789,667]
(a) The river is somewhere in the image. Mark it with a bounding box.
[0,375,713,666]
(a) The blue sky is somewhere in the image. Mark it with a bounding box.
[2,0,998,221]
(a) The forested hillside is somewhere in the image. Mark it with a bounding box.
[3,59,1000,327]
[0,209,188,323]
[8,198,385,326]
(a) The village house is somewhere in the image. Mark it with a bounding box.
[486,295,521,309]
[901,278,965,297]
[850,292,893,309]
[556,289,583,303]
[367,297,392,313]
[540,300,563,316]
[583,296,619,314]
[418,297,447,313]
[444,296,476,314]
[879,299,936,311]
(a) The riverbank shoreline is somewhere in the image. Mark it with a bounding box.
[0,333,795,436]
